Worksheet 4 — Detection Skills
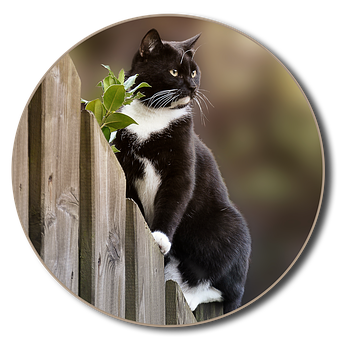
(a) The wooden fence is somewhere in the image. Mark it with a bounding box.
[12,54,224,326]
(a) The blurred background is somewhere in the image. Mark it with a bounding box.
[70,16,324,306]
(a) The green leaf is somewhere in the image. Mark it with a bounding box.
[85,98,106,125]
[133,92,145,100]
[104,112,137,130]
[107,126,118,133]
[127,82,151,94]
[123,91,145,106]
[84,67,144,145]
[123,97,134,106]
[111,145,120,153]
[101,64,114,77]
[96,80,104,91]
[123,74,138,90]
[102,76,114,92]
[103,84,125,112]
[102,64,111,71]
[118,69,125,84]
[102,64,120,84]
[101,126,111,141]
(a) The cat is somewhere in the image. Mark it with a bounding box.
[114,29,251,313]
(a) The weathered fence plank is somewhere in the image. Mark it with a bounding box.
[13,54,225,326]
[125,199,165,325]
[79,109,126,318]
[26,54,81,294]
[194,302,224,322]
[165,280,197,325]
[12,107,29,234]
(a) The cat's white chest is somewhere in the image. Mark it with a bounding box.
[134,157,161,226]
[123,100,188,224]
[121,100,189,142]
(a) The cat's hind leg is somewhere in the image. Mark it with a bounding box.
[164,255,223,311]
[181,282,224,311]
[213,270,246,314]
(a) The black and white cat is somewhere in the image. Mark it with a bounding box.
[115,29,251,313]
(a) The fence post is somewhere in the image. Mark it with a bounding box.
[13,53,224,325]
[12,107,29,234]
[165,280,197,325]
[194,302,224,322]
[125,199,165,325]
[24,54,81,294]
[79,109,126,318]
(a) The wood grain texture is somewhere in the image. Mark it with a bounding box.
[194,301,224,322]
[165,280,197,325]
[12,107,29,234]
[13,53,222,325]
[125,199,165,325]
[38,54,81,294]
[79,109,126,318]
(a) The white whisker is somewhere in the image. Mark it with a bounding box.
[155,93,174,108]
[193,88,213,126]
[144,89,179,108]
[194,97,207,126]
[143,89,178,108]
[197,90,214,108]
[180,49,193,64]
[191,44,204,60]
[196,92,209,112]
[158,92,178,108]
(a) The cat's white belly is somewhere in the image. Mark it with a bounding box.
[165,256,223,311]
[134,157,161,226]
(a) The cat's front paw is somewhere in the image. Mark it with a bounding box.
[152,231,171,255]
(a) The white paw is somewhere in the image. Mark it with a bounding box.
[152,231,171,255]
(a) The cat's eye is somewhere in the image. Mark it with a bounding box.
[191,70,197,78]
[169,69,178,77]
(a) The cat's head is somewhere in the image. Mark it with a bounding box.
[128,29,201,109]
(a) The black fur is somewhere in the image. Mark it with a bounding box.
[128,29,201,107]
[115,29,251,314]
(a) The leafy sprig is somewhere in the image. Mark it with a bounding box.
[82,64,151,152]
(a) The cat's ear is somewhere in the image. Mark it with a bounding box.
[140,29,163,57]
[181,33,201,51]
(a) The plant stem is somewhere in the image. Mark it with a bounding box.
[100,111,113,128]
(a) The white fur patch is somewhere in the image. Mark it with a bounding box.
[165,256,223,311]
[134,157,161,226]
[182,283,223,311]
[170,96,191,109]
[164,256,183,283]
[152,231,171,255]
[121,100,189,142]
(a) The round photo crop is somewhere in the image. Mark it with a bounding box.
[12,15,324,326]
